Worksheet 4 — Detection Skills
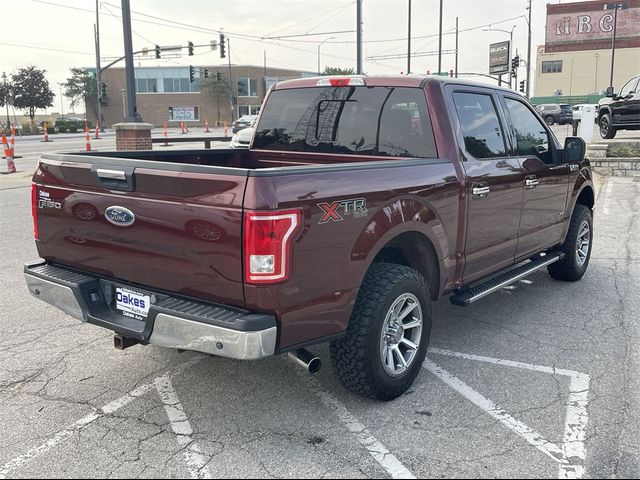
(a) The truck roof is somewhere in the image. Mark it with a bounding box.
[273,75,520,93]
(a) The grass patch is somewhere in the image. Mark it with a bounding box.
[607,142,640,158]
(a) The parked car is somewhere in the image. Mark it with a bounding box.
[230,126,255,148]
[26,76,594,401]
[597,74,640,139]
[232,114,258,133]
[536,103,573,125]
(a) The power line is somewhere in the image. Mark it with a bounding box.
[0,41,93,56]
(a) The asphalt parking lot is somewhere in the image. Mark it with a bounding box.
[0,134,638,479]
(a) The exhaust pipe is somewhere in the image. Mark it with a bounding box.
[114,334,139,350]
[288,349,322,374]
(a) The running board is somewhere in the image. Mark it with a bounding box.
[450,252,565,306]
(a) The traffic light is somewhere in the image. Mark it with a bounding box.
[188,41,194,56]
[155,44,161,59]
[204,68,209,79]
[100,82,107,99]
[511,55,520,71]
[216,71,222,81]
[189,65,195,83]
[519,80,526,93]
[219,34,226,59]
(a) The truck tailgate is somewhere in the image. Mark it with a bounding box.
[33,157,248,306]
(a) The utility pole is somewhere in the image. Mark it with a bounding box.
[356,0,363,74]
[407,0,412,74]
[121,0,141,122]
[438,0,443,74]
[95,0,104,131]
[227,36,234,121]
[526,0,532,98]
[455,17,459,78]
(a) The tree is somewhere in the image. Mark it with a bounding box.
[62,68,98,121]
[201,76,230,124]
[11,66,54,126]
[0,81,10,108]
[322,66,356,75]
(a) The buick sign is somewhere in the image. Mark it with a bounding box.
[104,206,136,227]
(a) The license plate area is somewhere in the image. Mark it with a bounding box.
[115,287,151,321]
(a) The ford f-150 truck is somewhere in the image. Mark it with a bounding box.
[25,76,595,400]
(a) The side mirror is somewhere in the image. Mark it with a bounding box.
[564,136,586,163]
[605,86,615,97]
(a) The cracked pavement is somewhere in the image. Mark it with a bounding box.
[1,141,638,478]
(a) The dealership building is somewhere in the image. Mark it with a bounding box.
[96,65,314,127]
[534,0,640,99]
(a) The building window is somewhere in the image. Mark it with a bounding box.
[237,78,258,97]
[135,67,200,93]
[238,105,261,117]
[541,61,562,73]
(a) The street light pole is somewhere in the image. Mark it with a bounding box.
[356,0,363,74]
[407,0,412,74]
[317,37,336,75]
[121,0,141,122]
[1,72,9,130]
[605,2,628,92]
[526,0,532,98]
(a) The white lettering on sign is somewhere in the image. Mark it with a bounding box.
[599,13,614,33]
[577,15,592,34]
[556,16,571,36]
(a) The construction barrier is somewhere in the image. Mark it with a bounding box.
[85,125,92,152]
[204,120,210,133]
[224,120,228,137]
[41,123,51,142]
[94,121,101,140]
[160,121,172,147]
[1,130,16,174]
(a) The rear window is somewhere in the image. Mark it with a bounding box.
[253,86,437,158]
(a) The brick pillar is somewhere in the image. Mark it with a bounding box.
[113,122,154,151]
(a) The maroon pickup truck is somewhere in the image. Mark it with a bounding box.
[25,76,594,400]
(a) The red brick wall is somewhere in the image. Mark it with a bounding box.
[115,128,152,151]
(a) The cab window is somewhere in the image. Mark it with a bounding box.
[504,98,553,164]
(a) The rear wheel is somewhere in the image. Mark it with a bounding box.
[599,113,617,139]
[548,204,593,281]
[330,263,431,401]
[545,115,555,125]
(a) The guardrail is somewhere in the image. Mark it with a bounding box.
[151,136,231,149]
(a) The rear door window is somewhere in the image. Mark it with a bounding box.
[452,92,507,159]
[253,86,437,158]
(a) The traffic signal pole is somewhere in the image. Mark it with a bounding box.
[121,0,141,122]
[94,0,105,131]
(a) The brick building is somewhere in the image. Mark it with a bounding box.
[95,65,314,127]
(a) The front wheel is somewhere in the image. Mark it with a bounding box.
[599,113,617,139]
[545,115,555,125]
[548,204,593,281]
[330,263,431,401]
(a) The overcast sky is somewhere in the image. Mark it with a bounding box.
[2,0,559,114]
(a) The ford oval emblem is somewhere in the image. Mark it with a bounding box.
[104,206,136,227]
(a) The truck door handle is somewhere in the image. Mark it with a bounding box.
[472,186,490,196]
[525,176,539,188]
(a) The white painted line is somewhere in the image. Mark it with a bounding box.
[423,358,567,464]
[297,370,416,479]
[602,181,613,215]
[427,349,590,479]
[0,356,204,479]
[155,376,212,479]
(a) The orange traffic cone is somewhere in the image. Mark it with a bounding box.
[1,130,16,174]
[204,119,210,133]
[160,121,172,147]
[224,120,228,137]
[94,121,101,140]
[85,125,92,151]
[41,122,51,142]
[10,126,16,157]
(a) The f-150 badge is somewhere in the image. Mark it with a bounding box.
[318,198,368,224]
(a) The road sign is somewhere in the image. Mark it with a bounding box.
[489,40,510,75]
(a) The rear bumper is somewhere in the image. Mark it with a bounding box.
[24,261,277,360]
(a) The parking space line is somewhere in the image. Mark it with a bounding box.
[297,371,416,479]
[0,356,204,479]
[427,349,590,479]
[601,180,613,215]
[155,376,212,479]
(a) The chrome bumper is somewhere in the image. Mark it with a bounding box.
[24,261,277,360]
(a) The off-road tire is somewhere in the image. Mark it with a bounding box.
[599,113,617,139]
[548,204,593,281]
[330,263,431,401]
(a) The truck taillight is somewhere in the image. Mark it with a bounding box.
[244,209,302,285]
[31,183,39,240]
[316,77,366,87]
